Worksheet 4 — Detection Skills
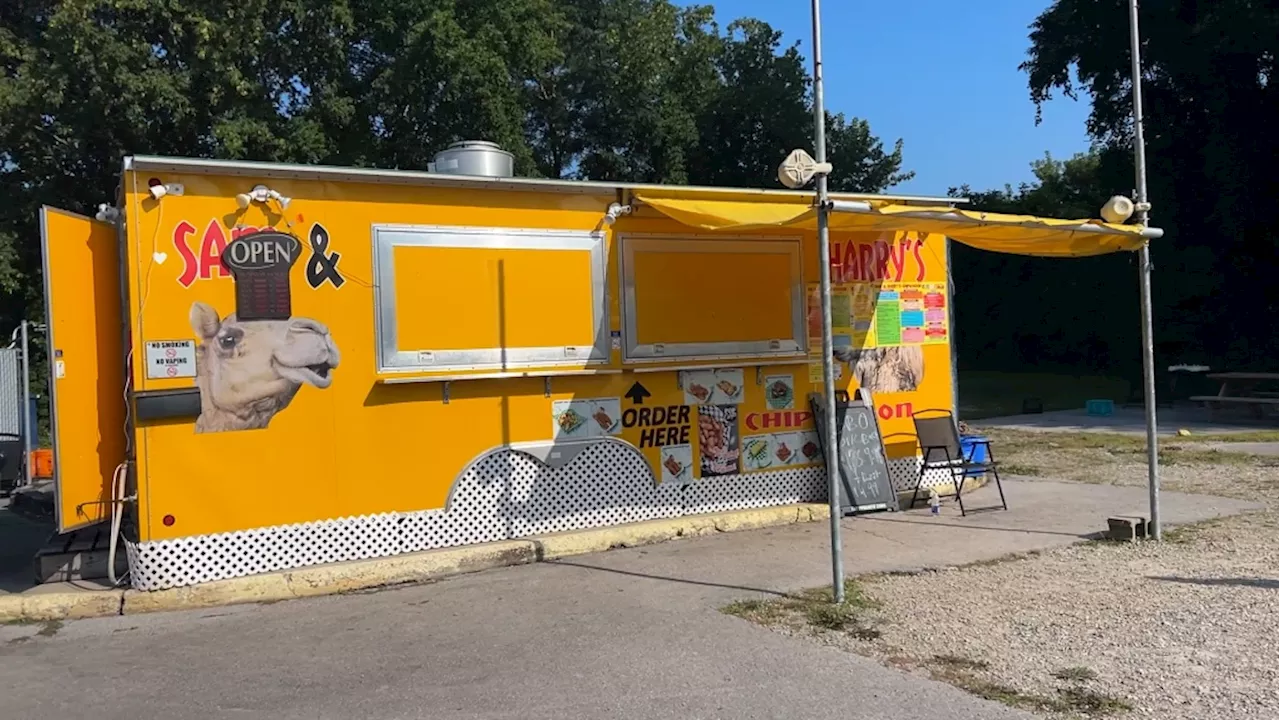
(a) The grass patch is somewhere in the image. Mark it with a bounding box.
[805,602,859,631]
[1111,445,1276,467]
[932,654,989,671]
[925,654,1131,716]
[926,658,1056,712]
[975,429,1277,474]
[1163,516,1229,545]
[959,550,1041,570]
[1000,463,1045,476]
[980,430,1145,453]
[722,579,881,638]
[1057,687,1133,714]
[720,598,785,624]
[848,626,882,640]
[979,428,1277,452]
[1053,665,1099,682]
[35,620,62,637]
[1196,430,1280,443]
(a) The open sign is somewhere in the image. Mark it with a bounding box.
[222,231,301,272]
[221,230,303,321]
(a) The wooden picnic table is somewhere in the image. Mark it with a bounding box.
[1206,372,1280,381]
[1190,372,1279,417]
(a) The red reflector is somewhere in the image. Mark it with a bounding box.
[162,514,175,527]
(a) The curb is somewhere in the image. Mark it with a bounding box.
[531,504,829,560]
[0,503,827,623]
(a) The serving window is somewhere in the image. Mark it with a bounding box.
[373,225,608,374]
[619,235,805,363]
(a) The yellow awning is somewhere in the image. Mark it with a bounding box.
[632,192,1160,257]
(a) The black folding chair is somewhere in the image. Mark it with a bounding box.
[907,409,1007,517]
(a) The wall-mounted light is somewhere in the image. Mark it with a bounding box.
[147,177,184,201]
[235,184,291,211]
[604,202,632,225]
[777,148,832,189]
[95,203,121,223]
[1100,195,1135,224]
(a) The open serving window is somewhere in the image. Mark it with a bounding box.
[619,235,805,363]
[374,225,609,374]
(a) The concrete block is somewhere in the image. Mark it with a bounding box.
[1106,516,1148,541]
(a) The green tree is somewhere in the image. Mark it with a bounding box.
[1020,0,1278,368]
[0,0,911,335]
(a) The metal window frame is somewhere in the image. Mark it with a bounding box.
[618,234,806,363]
[373,224,609,374]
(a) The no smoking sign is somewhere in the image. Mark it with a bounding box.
[145,340,197,380]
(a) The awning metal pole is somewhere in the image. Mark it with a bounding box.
[1128,0,1161,540]
[810,0,844,603]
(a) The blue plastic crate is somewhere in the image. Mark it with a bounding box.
[959,435,988,477]
[1085,399,1115,416]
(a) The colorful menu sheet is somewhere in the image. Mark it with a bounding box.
[807,281,949,350]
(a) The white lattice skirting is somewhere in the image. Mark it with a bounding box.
[125,440,956,591]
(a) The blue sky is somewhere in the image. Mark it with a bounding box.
[700,0,1092,197]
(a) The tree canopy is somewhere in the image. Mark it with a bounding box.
[953,0,1277,380]
[0,0,909,330]
[1028,0,1277,368]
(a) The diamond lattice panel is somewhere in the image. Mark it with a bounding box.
[887,456,974,492]
[127,440,941,592]
[684,466,826,515]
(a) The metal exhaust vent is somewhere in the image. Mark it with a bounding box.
[429,140,515,178]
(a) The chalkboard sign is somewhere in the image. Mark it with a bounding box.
[808,391,899,515]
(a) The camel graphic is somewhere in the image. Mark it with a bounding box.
[189,301,340,433]
[833,345,925,394]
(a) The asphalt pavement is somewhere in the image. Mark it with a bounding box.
[0,480,1258,720]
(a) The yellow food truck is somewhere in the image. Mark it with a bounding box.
[39,143,1153,590]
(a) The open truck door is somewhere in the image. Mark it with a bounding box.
[40,207,126,533]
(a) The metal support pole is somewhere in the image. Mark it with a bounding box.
[20,320,32,486]
[1128,0,1160,539]
[946,239,959,416]
[810,0,844,603]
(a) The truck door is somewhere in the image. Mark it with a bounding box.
[40,207,127,532]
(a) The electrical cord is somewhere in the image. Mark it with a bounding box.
[106,195,164,587]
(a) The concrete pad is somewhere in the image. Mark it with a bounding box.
[976,406,1274,436]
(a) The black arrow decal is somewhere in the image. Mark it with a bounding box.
[624,381,652,405]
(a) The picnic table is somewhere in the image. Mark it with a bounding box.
[1190,372,1279,417]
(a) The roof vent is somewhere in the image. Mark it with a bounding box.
[429,140,514,178]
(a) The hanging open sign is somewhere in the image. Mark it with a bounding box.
[221,230,302,321]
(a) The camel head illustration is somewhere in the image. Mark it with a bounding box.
[833,345,924,394]
[189,301,340,433]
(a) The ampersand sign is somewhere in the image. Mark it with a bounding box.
[306,223,345,289]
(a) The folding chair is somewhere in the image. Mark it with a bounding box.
[907,409,1007,517]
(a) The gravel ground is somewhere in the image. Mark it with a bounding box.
[737,431,1279,719]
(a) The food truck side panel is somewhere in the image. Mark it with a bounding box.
[121,168,953,549]
[123,172,623,542]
